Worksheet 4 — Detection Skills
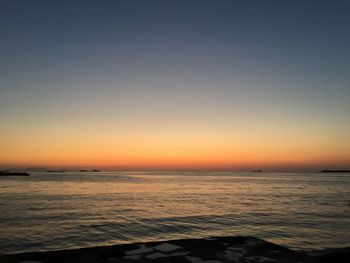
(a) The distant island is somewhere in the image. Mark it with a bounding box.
[25,167,47,171]
[0,171,30,176]
[46,170,65,173]
[321,170,350,173]
[79,169,100,172]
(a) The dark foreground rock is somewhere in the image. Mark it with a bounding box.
[303,248,350,263]
[0,236,349,263]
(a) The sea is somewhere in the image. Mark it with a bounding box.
[0,171,349,254]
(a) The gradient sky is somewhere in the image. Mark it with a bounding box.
[1,0,349,170]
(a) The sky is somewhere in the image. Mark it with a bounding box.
[1,0,349,171]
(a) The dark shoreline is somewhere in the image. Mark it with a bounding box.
[0,171,30,176]
[320,170,350,173]
[1,236,349,263]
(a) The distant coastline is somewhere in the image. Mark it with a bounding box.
[321,170,350,173]
[0,171,30,176]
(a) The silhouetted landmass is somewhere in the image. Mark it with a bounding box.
[0,171,30,176]
[1,236,349,263]
[252,170,262,173]
[46,170,65,173]
[321,170,350,173]
[79,169,100,172]
[25,167,47,171]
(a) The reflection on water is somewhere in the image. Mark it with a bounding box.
[0,171,349,253]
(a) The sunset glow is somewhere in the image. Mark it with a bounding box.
[1,1,349,171]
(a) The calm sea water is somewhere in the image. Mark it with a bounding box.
[0,171,349,253]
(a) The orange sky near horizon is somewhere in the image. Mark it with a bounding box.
[2,118,349,170]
